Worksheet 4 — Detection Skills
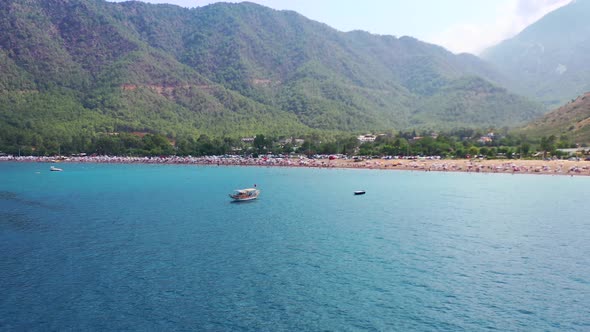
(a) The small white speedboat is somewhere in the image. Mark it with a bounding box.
[354,190,366,195]
[229,188,260,201]
[50,166,63,172]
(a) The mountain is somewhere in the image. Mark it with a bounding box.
[0,0,545,153]
[521,91,590,143]
[482,0,590,107]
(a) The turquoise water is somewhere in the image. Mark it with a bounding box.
[1,162,589,331]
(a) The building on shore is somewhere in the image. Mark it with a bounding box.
[357,134,377,143]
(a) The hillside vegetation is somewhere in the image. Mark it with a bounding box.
[520,92,590,143]
[0,0,545,154]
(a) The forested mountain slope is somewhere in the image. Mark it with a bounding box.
[521,92,590,143]
[0,0,544,153]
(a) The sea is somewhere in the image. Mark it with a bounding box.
[1,162,589,331]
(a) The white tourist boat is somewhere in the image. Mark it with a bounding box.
[50,166,63,172]
[229,188,260,201]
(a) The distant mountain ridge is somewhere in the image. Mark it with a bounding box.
[0,0,544,152]
[482,0,590,107]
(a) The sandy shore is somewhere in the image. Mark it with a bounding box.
[2,155,589,176]
[325,158,590,176]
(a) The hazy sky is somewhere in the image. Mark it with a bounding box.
[107,0,572,54]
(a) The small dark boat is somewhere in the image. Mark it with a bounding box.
[354,190,366,195]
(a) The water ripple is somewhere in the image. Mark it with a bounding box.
[1,164,590,331]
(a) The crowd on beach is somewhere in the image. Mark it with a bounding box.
[1,154,589,176]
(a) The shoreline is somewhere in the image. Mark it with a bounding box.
[2,155,590,176]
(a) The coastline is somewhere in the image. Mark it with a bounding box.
[329,158,590,176]
[2,155,589,176]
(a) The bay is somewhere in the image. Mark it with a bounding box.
[1,162,589,331]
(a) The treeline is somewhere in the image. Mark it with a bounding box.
[0,131,227,157]
[355,132,579,159]
[295,131,580,159]
[0,128,581,159]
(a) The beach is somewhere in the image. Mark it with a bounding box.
[328,158,590,176]
[2,155,589,176]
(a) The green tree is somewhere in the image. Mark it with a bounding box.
[540,135,557,158]
[253,134,267,154]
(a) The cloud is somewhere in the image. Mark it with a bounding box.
[429,0,571,54]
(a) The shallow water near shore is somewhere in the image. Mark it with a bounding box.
[1,162,590,331]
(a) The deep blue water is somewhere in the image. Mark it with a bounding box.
[1,162,589,331]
